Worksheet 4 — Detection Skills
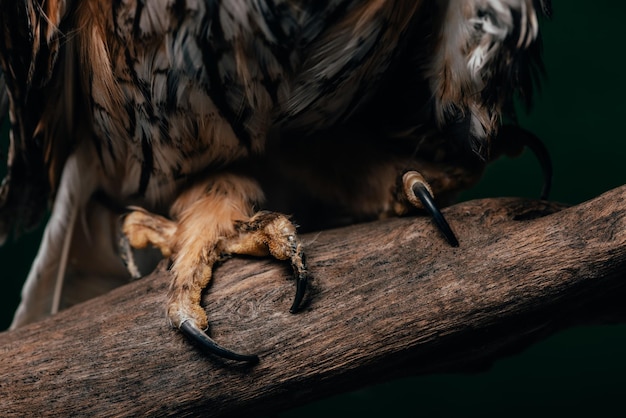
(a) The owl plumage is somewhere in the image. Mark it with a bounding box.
[0,0,551,361]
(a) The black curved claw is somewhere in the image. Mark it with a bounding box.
[289,252,308,314]
[117,229,142,279]
[290,273,308,314]
[522,130,552,200]
[500,125,553,200]
[179,321,259,363]
[412,183,459,247]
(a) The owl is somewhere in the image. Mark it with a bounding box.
[0,0,551,362]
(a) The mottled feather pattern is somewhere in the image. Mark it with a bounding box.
[0,0,80,229]
[4,0,548,210]
[78,0,428,207]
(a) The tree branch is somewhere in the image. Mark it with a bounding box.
[1,186,626,416]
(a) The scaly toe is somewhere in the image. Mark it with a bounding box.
[227,211,311,313]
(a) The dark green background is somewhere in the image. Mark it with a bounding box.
[1,1,625,416]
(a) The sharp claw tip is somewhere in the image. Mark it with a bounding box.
[290,275,308,314]
[289,293,304,314]
[412,183,459,248]
[179,321,259,363]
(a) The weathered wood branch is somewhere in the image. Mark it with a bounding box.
[1,185,626,416]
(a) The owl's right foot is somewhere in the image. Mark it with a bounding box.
[120,174,309,363]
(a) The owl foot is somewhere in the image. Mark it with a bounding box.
[495,124,553,200]
[120,176,308,363]
[167,210,308,363]
[401,171,459,247]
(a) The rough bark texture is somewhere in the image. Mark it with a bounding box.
[1,186,626,417]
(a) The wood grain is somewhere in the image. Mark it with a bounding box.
[1,185,626,417]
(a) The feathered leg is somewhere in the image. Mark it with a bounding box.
[121,173,308,362]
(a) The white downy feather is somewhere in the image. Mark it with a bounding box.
[10,142,99,328]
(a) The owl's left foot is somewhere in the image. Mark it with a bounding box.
[495,124,553,200]
[120,175,309,363]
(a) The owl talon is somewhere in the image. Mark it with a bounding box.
[290,274,308,313]
[288,246,308,313]
[519,129,552,200]
[497,125,553,200]
[179,320,259,363]
[412,182,459,247]
[290,281,306,313]
[117,231,142,279]
[228,210,310,313]
[403,171,459,247]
